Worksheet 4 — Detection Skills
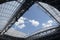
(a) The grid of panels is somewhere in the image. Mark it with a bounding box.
[0,1,22,31]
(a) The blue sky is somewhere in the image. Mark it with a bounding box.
[12,3,58,36]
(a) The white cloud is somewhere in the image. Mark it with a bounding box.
[48,20,53,24]
[15,19,24,26]
[15,17,26,29]
[15,17,40,28]
[15,22,19,26]
[42,20,53,28]
[18,24,26,29]
[15,17,26,26]
[20,17,26,20]
[42,23,52,28]
[29,20,39,27]
[18,19,24,24]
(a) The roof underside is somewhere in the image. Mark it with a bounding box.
[0,0,60,38]
[0,0,25,34]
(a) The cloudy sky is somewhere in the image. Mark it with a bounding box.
[12,3,58,36]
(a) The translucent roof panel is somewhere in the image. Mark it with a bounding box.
[0,1,24,31]
[6,2,59,38]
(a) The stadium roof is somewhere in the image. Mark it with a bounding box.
[0,0,60,38]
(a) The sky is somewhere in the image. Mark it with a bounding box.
[12,3,58,36]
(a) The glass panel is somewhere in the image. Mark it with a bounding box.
[11,3,59,37]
